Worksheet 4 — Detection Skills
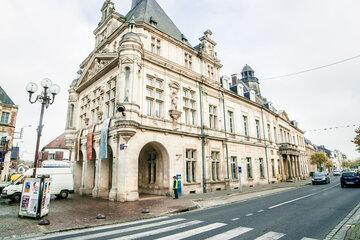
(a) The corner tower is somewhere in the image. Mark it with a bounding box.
[241,64,261,95]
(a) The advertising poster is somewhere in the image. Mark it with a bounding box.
[40,178,51,217]
[19,178,41,218]
[86,125,94,161]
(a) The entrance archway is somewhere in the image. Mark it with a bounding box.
[85,148,96,194]
[138,142,169,196]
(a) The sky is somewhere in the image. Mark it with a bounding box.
[0,0,359,161]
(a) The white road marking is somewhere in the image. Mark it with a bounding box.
[254,231,285,240]
[231,218,239,221]
[301,238,318,240]
[35,216,170,239]
[205,226,253,240]
[67,218,185,240]
[156,222,227,240]
[246,213,253,216]
[268,184,340,209]
[109,220,203,240]
[258,209,264,212]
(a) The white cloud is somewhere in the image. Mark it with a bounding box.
[1,0,359,160]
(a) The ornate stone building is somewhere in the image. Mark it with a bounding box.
[65,0,308,202]
[0,86,18,181]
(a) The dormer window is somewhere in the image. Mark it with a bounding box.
[184,53,192,69]
[208,65,214,79]
[151,36,161,55]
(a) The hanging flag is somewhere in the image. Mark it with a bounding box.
[75,129,83,161]
[86,125,94,161]
[100,118,111,160]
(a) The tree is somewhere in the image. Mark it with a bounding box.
[352,127,360,153]
[325,160,334,172]
[310,152,328,172]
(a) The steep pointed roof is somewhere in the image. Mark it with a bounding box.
[126,0,192,47]
[42,133,68,150]
[0,86,15,106]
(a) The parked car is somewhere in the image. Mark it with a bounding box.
[333,170,341,176]
[1,168,74,202]
[312,172,330,185]
[341,171,360,188]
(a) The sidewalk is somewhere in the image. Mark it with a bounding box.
[325,202,360,240]
[0,179,310,239]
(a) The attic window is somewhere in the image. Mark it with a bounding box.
[149,16,158,26]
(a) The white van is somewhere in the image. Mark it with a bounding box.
[1,168,74,202]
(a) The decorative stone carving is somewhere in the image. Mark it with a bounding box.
[97,110,103,121]
[168,81,181,128]
[87,58,111,80]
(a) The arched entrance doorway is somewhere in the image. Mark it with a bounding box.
[138,142,169,196]
[74,150,83,192]
[98,145,113,198]
[85,148,96,194]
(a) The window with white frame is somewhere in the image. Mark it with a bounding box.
[231,156,238,179]
[209,105,218,129]
[183,88,196,125]
[211,151,220,181]
[0,112,10,124]
[259,158,265,178]
[49,153,56,160]
[243,115,249,136]
[90,88,102,124]
[185,149,196,183]
[267,123,271,141]
[228,111,234,133]
[151,36,161,55]
[246,157,253,179]
[184,53,193,69]
[105,77,117,118]
[145,76,164,118]
[255,119,261,139]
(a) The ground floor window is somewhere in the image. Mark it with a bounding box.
[185,149,196,183]
[211,151,220,181]
[246,157,252,179]
[259,158,265,178]
[271,159,275,177]
[231,156,238,179]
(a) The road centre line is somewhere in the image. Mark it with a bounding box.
[231,218,239,221]
[268,183,340,209]
[257,209,264,212]
[246,213,253,216]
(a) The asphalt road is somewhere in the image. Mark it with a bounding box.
[36,176,360,240]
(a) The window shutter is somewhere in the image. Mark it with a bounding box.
[55,151,63,160]
[42,151,49,160]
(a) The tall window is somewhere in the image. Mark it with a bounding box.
[255,119,261,139]
[273,127,277,143]
[271,159,275,177]
[151,36,161,55]
[231,156,238,179]
[280,129,283,142]
[277,159,281,175]
[208,65,215,79]
[228,111,234,133]
[90,88,102,124]
[147,152,156,184]
[211,151,220,181]
[68,104,74,128]
[259,158,265,178]
[267,124,271,141]
[184,53,193,69]
[124,67,131,102]
[243,115,249,136]
[185,149,196,183]
[105,77,116,118]
[246,157,253,179]
[209,105,218,129]
[145,76,164,118]
[183,88,196,125]
[0,112,10,124]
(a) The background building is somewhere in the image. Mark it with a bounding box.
[65,0,308,202]
[0,86,18,181]
[40,133,71,164]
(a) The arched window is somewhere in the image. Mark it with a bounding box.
[124,67,131,102]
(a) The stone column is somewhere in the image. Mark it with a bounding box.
[79,144,87,195]
[92,139,101,197]
[280,155,286,181]
[287,155,292,180]
[109,133,119,201]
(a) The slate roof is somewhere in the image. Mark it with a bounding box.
[126,0,192,47]
[0,86,15,106]
[42,133,68,150]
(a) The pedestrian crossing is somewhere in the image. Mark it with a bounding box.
[35,216,318,240]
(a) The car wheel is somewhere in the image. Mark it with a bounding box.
[12,193,21,203]
[312,182,315,185]
[59,190,69,199]
[341,183,346,188]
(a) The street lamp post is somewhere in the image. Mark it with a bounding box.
[26,78,60,178]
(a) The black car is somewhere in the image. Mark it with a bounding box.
[312,172,330,185]
[341,171,360,188]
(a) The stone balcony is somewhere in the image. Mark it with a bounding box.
[278,142,300,155]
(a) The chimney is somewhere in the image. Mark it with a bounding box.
[231,74,238,85]
[131,0,142,9]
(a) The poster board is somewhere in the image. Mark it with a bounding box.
[19,178,41,218]
[40,178,51,217]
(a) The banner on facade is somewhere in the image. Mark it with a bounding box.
[99,118,111,160]
[74,129,83,161]
[86,125,94,161]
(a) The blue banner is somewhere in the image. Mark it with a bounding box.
[99,118,111,160]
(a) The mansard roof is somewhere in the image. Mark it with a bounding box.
[0,86,16,106]
[126,0,192,47]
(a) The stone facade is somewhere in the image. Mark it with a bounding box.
[0,87,18,181]
[65,0,308,202]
